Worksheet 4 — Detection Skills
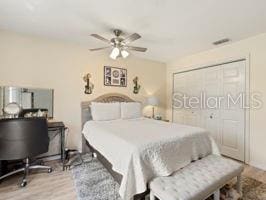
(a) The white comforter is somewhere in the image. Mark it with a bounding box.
[82,118,219,200]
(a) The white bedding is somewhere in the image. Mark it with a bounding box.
[82,118,219,200]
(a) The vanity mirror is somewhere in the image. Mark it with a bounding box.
[0,86,54,118]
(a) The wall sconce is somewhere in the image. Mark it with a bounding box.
[133,76,141,94]
[83,73,94,94]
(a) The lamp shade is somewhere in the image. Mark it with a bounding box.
[146,96,159,106]
[121,50,129,58]
[110,47,120,60]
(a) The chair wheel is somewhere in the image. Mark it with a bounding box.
[20,180,27,187]
[92,152,97,158]
[48,168,52,173]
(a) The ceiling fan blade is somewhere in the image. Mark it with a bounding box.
[123,33,141,44]
[89,47,110,51]
[90,34,110,43]
[126,46,147,52]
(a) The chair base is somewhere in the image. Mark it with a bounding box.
[0,158,52,187]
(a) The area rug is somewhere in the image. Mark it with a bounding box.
[71,154,122,200]
[207,176,266,200]
[72,154,266,200]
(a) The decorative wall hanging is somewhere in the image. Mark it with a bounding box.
[104,66,127,87]
[133,76,141,94]
[83,73,94,94]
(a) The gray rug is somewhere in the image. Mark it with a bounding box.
[71,154,122,200]
[72,154,266,200]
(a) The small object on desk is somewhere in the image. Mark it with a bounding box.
[3,102,21,118]
[20,108,48,118]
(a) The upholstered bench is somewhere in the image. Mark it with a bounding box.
[149,155,244,200]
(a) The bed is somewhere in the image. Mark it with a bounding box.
[81,93,219,200]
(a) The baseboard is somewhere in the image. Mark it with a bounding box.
[249,161,266,171]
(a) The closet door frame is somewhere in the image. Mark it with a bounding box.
[171,55,250,164]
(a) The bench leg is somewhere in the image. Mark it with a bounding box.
[214,189,220,200]
[237,175,242,197]
[150,191,155,200]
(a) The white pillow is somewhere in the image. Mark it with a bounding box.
[121,102,142,119]
[91,102,121,121]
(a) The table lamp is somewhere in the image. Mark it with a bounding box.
[146,96,159,118]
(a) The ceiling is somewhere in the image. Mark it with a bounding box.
[1,0,266,62]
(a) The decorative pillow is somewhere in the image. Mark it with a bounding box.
[121,102,142,119]
[91,102,121,121]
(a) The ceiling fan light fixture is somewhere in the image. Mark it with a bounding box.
[110,47,120,59]
[121,50,129,58]
[91,29,147,59]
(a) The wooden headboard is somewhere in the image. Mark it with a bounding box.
[81,93,134,126]
[81,93,135,152]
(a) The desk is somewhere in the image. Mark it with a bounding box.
[48,121,66,170]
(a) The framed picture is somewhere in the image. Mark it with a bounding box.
[104,66,127,87]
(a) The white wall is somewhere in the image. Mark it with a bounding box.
[166,33,266,170]
[0,30,166,150]
[3,28,265,170]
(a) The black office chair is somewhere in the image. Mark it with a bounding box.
[0,118,52,187]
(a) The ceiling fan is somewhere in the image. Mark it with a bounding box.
[89,29,147,60]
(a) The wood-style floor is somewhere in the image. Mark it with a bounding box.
[0,161,76,200]
[0,160,265,200]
